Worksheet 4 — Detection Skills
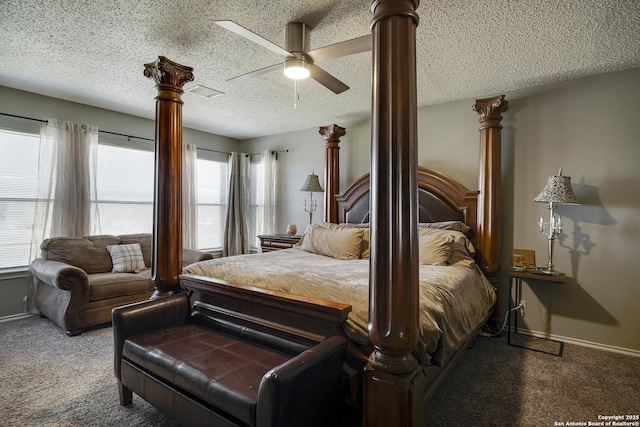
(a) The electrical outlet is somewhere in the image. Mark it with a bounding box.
[519,300,526,317]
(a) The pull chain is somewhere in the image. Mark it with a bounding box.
[293,79,299,109]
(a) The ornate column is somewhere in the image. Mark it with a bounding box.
[472,95,508,280]
[364,1,424,426]
[144,56,194,297]
[319,124,346,223]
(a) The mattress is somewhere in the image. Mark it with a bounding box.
[183,248,496,366]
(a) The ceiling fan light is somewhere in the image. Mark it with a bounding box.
[284,59,310,80]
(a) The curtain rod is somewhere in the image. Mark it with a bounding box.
[197,147,289,157]
[0,112,154,142]
[1,112,288,157]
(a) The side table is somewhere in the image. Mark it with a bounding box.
[508,269,565,356]
[258,234,301,252]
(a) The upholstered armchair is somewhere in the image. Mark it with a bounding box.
[28,233,212,336]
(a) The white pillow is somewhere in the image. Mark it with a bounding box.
[296,224,364,260]
[106,243,147,273]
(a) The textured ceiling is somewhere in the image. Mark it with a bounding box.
[1,0,639,140]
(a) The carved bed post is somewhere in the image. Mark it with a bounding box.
[319,124,346,223]
[144,56,194,297]
[472,95,508,282]
[364,1,424,426]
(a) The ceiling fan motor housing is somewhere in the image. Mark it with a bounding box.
[285,22,310,54]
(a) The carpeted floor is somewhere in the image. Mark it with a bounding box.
[1,315,638,426]
[424,333,639,426]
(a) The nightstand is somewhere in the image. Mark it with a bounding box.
[508,269,565,356]
[258,234,301,252]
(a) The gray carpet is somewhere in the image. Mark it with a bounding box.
[1,315,638,426]
[424,333,639,426]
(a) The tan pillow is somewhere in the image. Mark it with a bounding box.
[360,228,370,259]
[296,224,364,260]
[319,222,370,259]
[447,231,476,266]
[418,228,455,265]
[419,227,476,266]
[419,221,470,233]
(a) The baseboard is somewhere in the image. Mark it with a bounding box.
[514,328,640,358]
[0,313,34,323]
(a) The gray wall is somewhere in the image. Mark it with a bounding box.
[244,67,640,354]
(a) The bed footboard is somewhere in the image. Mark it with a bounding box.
[180,273,352,344]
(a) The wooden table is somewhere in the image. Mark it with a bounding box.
[257,234,301,252]
[508,269,565,356]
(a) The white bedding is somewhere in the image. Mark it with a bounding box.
[183,248,496,366]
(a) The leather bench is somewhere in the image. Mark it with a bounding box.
[113,294,347,427]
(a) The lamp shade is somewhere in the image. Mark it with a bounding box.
[300,173,323,193]
[533,169,580,205]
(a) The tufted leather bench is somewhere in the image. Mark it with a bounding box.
[113,294,347,427]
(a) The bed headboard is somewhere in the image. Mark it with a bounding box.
[335,167,479,245]
[322,96,507,279]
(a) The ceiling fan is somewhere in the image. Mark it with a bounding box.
[214,20,372,94]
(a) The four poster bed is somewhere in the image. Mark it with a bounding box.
[179,108,507,407]
[131,2,509,425]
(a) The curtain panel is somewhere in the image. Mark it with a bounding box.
[27,119,99,312]
[256,150,277,244]
[223,152,250,256]
[182,143,198,250]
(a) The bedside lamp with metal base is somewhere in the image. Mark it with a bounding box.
[300,171,324,225]
[533,168,580,276]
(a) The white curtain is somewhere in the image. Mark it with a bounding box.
[255,150,277,246]
[182,143,198,250]
[223,152,250,256]
[27,119,100,312]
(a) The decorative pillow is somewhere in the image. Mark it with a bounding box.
[418,228,455,265]
[447,232,476,266]
[318,222,370,259]
[419,228,476,266]
[419,221,470,233]
[359,228,370,259]
[106,243,147,273]
[296,224,364,260]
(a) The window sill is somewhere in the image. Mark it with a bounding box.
[0,267,28,279]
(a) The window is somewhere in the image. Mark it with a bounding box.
[0,128,230,269]
[95,144,154,235]
[97,146,229,251]
[196,158,228,250]
[0,129,40,269]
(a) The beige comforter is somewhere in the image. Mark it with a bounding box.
[183,248,496,366]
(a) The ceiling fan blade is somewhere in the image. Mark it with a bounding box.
[214,20,293,58]
[307,34,372,63]
[308,64,350,94]
[226,63,282,82]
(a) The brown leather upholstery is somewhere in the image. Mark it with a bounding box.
[113,294,347,427]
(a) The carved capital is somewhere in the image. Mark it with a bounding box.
[319,124,346,146]
[473,95,509,123]
[144,56,194,90]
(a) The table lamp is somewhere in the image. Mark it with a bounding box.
[533,168,580,275]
